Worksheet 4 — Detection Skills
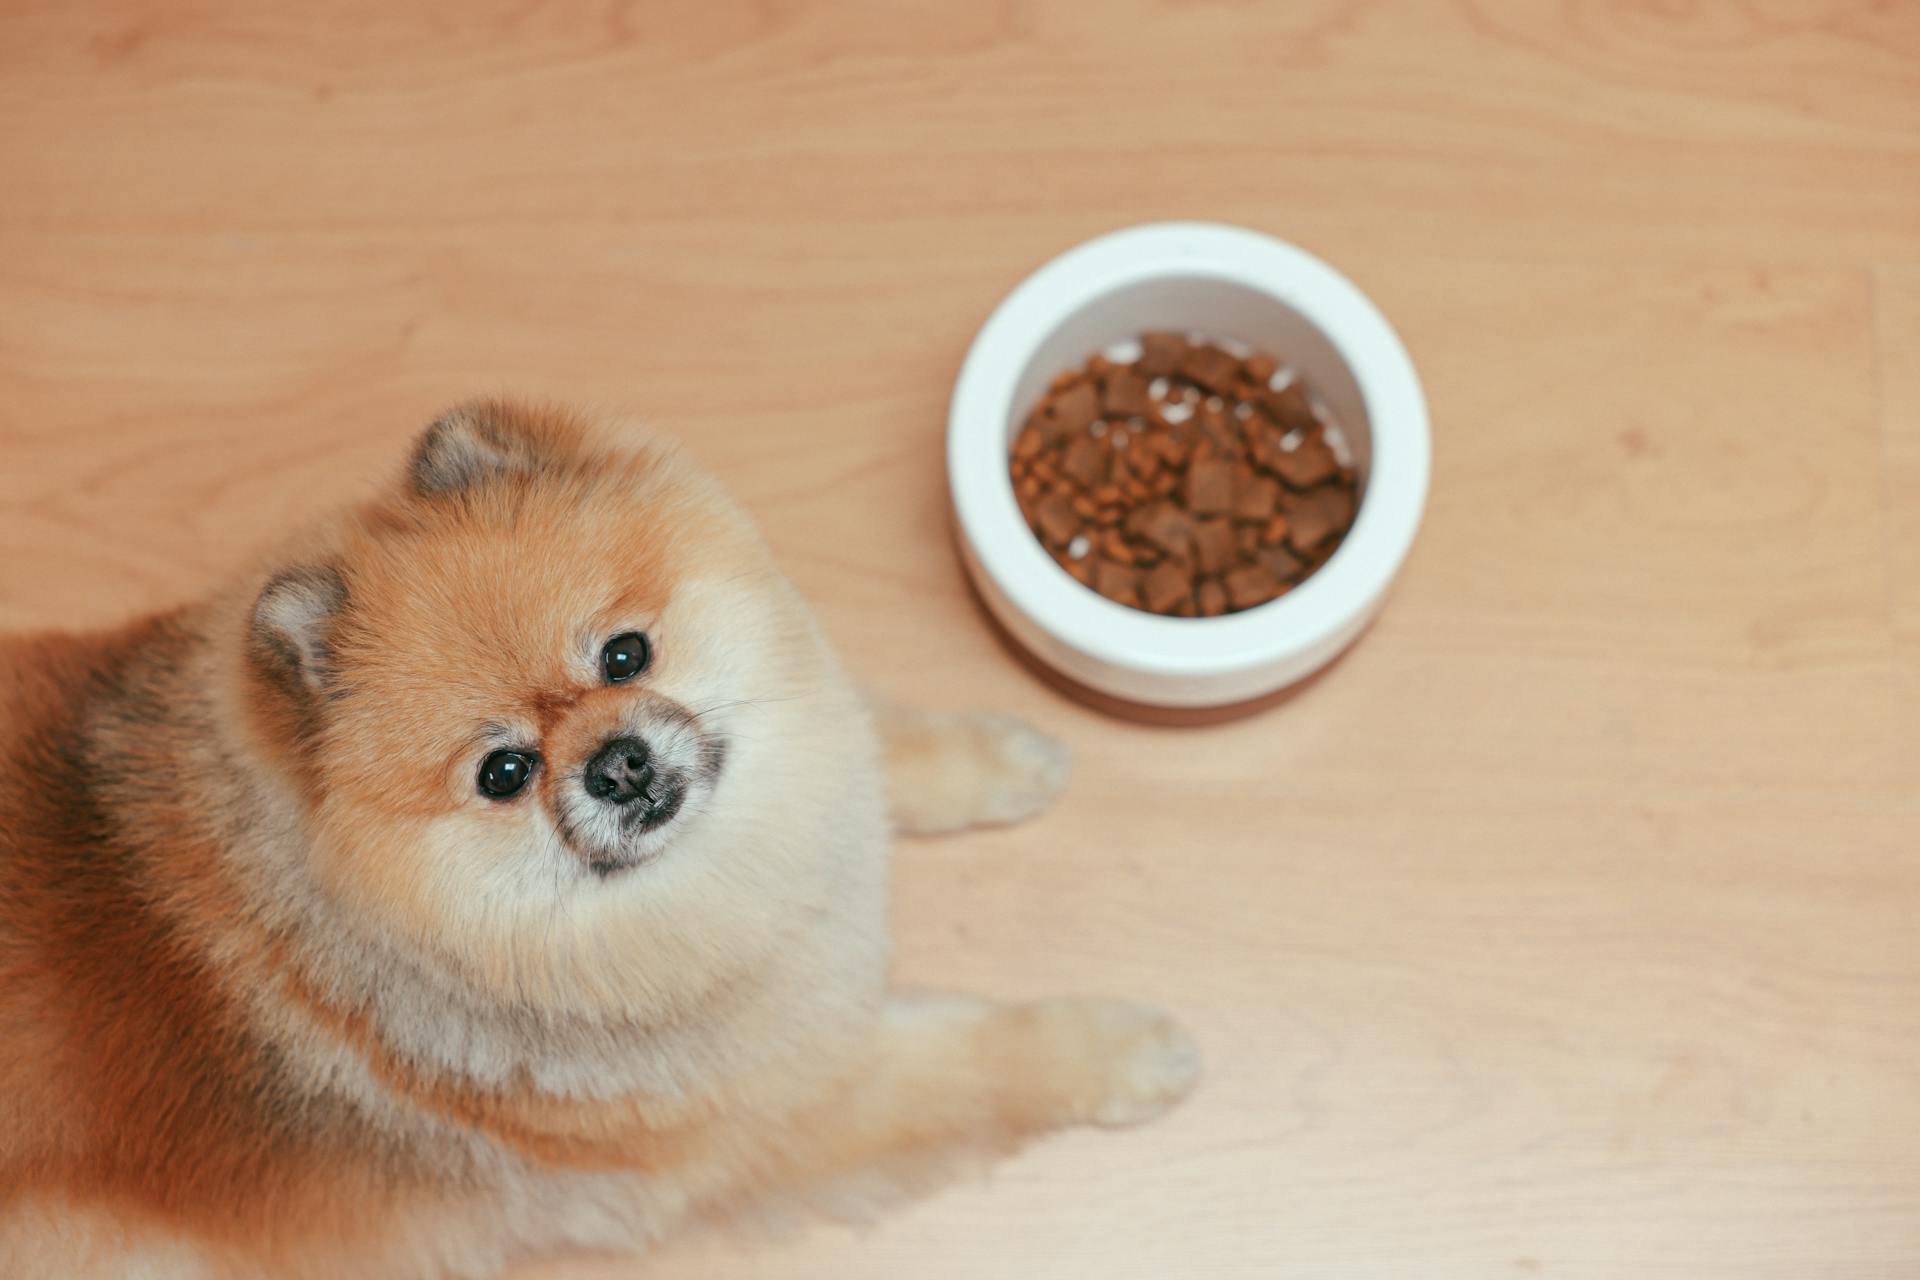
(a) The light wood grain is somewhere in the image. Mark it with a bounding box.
[3,2,1918,1276]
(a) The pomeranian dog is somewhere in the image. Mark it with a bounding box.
[0,400,1198,1278]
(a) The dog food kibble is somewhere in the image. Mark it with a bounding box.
[1190,518,1236,576]
[1178,344,1243,396]
[1008,333,1361,617]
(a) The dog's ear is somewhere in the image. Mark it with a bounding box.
[407,400,549,498]
[250,565,347,700]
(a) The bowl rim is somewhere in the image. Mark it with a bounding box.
[947,221,1430,680]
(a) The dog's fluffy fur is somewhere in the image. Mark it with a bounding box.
[0,401,1198,1278]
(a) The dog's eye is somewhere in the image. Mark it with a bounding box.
[478,750,538,800]
[601,632,652,684]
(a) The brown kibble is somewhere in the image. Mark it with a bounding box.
[1035,493,1079,547]
[1125,501,1192,556]
[1129,447,1162,481]
[1144,412,1190,449]
[1196,578,1228,617]
[1094,559,1140,607]
[1094,505,1123,526]
[1013,424,1046,462]
[1030,456,1058,485]
[1092,483,1124,506]
[1196,403,1239,456]
[1237,525,1259,555]
[1050,380,1099,435]
[1142,560,1193,614]
[1139,331,1190,377]
[1185,457,1234,515]
[1017,474,1042,502]
[1236,402,1267,441]
[1286,484,1357,552]
[1063,554,1096,587]
[1100,528,1134,561]
[1190,517,1236,575]
[1101,367,1153,418]
[1246,422,1279,470]
[1062,436,1106,489]
[1152,471,1179,496]
[1071,494,1098,519]
[1231,470,1280,523]
[1048,370,1084,395]
[1267,430,1339,490]
[1244,353,1279,385]
[1260,513,1290,545]
[1258,545,1305,580]
[1223,563,1281,610]
[1178,344,1241,395]
[1173,599,1198,618]
[1253,382,1316,431]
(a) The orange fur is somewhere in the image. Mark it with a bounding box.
[0,400,1198,1278]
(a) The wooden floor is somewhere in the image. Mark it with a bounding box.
[4,2,1919,1275]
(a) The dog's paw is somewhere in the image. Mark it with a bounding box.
[1021,998,1202,1130]
[884,708,1071,836]
[1083,1001,1203,1128]
[966,713,1071,828]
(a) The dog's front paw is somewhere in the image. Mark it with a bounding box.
[1082,1001,1204,1128]
[966,713,1071,828]
[883,707,1071,836]
[1017,998,1202,1130]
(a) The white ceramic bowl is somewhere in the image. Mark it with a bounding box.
[948,222,1430,713]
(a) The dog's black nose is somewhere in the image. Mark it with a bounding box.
[584,736,654,806]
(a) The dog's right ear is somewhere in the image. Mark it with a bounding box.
[407,401,545,498]
[249,565,347,701]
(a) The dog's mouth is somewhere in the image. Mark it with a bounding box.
[625,771,686,833]
[582,771,687,876]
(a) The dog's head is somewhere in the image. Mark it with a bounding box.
[243,401,884,1015]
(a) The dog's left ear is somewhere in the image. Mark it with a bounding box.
[407,400,550,498]
[250,564,347,700]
